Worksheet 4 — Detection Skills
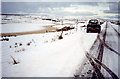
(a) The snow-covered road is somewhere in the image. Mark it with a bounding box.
[76,22,119,78]
[101,22,119,77]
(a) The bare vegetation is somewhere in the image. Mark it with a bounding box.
[11,56,20,65]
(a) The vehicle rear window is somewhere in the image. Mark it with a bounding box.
[89,20,98,24]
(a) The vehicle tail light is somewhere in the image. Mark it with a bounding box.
[87,28,89,29]
[97,28,99,30]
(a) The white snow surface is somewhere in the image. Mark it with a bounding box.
[101,22,119,77]
[1,23,99,77]
[1,23,55,33]
[1,18,118,78]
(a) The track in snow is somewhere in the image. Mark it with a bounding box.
[75,22,119,78]
[86,52,119,79]
[111,24,120,37]
[91,22,107,78]
[91,22,119,78]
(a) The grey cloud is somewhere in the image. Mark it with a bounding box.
[2,2,99,14]
[70,2,99,6]
[72,12,97,16]
[104,2,120,14]
[2,0,120,2]
[105,15,120,19]
[52,10,97,16]
[2,2,71,13]
[1,2,104,17]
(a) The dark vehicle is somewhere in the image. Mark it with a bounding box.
[86,19,101,33]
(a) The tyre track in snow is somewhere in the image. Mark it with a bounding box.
[99,23,120,56]
[74,23,107,77]
[86,52,119,79]
[74,22,119,78]
[91,22,107,78]
[111,24,120,37]
[86,52,105,79]
[91,22,119,78]
[97,22,107,69]
[98,36,120,56]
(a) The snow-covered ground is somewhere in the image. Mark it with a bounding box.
[1,23,55,33]
[1,15,97,77]
[1,15,58,33]
[1,15,118,77]
[2,29,99,77]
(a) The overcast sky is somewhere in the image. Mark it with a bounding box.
[2,2,120,19]
[2,0,120,2]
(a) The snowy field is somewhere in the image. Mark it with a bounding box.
[1,15,119,77]
[1,15,58,33]
[1,23,55,33]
